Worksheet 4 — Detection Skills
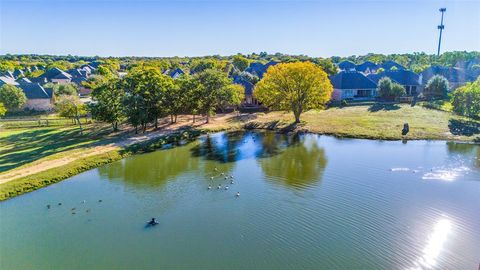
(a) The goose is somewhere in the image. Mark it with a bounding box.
[210,176,214,180]
[225,186,229,190]
[235,192,240,197]
[208,186,212,190]
[230,180,234,184]
[214,167,218,171]
[217,185,222,189]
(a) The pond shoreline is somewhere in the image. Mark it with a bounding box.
[1,122,479,201]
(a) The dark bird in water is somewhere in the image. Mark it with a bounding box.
[71,208,76,211]
[46,204,51,209]
[98,200,102,202]
[58,203,62,206]
[146,218,159,227]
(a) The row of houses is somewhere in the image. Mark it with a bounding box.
[0,64,98,111]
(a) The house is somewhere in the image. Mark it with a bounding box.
[381,60,405,70]
[355,61,379,74]
[233,75,258,107]
[0,76,19,86]
[420,65,476,90]
[0,70,15,79]
[168,68,185,79]
[18,83,54,111]
[17,77,32,84]
[13,69,24,78]
[329,71,378,101]
[244,61,278,78]
[338,61,356,71]
[38,68,72,84]
[368,69,421,95]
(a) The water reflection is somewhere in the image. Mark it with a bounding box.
[410,218,453,270]
[446,142,480,169]
[259,135,327,190]
[98,145,199,188]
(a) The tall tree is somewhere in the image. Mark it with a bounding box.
[232,55,249,72]
[377,77,406,100]
[0,84,27,111]
[122,68,173,132]
[90,78,125,131]
[452,77,480,119]
[424,75,449,99]
[255,62,333,123]
[55,95,87,134]
[195,69,241,123]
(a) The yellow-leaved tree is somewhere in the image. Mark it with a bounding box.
[255,62,333,123]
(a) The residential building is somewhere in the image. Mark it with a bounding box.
[338,60,356,71]
[368,69,421,96]
[18,83,54,111]
[330,71,378,101]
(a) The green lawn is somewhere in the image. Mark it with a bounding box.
[249,104,480,141]
[0,125,111,173]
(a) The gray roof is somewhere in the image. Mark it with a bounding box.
[17,77,32,84]
[40,67,72,81]
[19,83,52,99]
[356,61,379,72]
[233,75,254,96]
[329,71,377,89]
[0,76,19,86]
[338,61,356,70]
[368,70,420,86]
[244,61,278,78]
[381,60,405,70]
[420,66,476,84]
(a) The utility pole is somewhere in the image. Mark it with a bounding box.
[437,8,446,56]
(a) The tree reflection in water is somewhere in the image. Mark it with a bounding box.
[259,133,328,190]
[446,142,480,169]
[98,145,199,188]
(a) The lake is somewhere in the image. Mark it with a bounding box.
[1,131,479,269]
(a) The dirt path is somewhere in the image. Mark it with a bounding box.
[0,113,251,184]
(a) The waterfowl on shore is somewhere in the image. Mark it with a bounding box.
[221,172,225,175]
[224,177,228,180]
[214,168,218,171]
[208,186,212,190]
[210,176,214,180]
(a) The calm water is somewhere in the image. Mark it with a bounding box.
[1,131,479,269]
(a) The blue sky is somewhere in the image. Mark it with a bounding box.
[1,0,479,57]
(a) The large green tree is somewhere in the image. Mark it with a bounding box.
[0,84,27,111]
[424,75,449,99]
[255,62,333,123]
[52,83,78,96]
[55,95,87,134]
[452,77,480,119]
[122,68,174,132]
[194,69,241,123]
[232,55,249,72]
[377,77,406,100]
[90,78,125,131]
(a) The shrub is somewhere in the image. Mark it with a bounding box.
[424,75,449,99]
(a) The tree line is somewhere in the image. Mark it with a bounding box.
[90,67,243,133]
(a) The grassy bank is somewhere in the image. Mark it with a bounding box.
[0,129,203,200]
[1,104,479,200]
